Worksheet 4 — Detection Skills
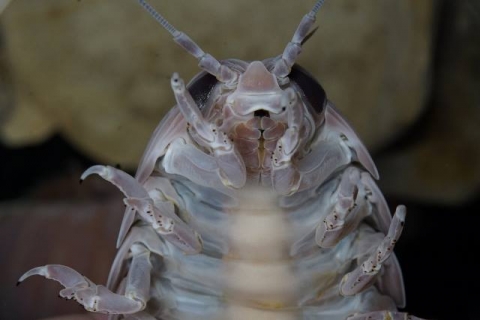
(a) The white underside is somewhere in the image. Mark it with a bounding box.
[223,186,299,319]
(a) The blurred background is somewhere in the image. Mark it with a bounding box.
[0,0,479,319]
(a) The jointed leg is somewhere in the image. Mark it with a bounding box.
[82,165,202,253]
[167,74,246,189]
[18,243,153,314]
[271,104,353,196]
[340,206,406,297]
[315,167,362,248]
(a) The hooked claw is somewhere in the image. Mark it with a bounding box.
[18,265,144,314]
[81,165,202,253]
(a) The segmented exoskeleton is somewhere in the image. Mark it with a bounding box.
[19,1,423,319]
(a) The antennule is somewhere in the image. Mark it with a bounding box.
[272,0,326,79]
[137,0,238,84]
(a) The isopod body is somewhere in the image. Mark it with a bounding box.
[19,1,423,319]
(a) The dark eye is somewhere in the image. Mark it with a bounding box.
[187,71,218,109]
[289,64,326,113]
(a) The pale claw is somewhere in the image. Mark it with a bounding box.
[81,165,149,199]
[18,265,144,314]
[347,311,425,320]
[340,206,406,296]
[18,265,89,290]
[81,165,149,250]
[81,165,202,253]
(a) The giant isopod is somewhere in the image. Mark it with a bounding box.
[19,1,423,319]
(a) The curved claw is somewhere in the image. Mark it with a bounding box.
[82,165,202,254]
[18,265,144,314]
[81,165,151,250]
[19,265,89,289]
[81,165,149,199]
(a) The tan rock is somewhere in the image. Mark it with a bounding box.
[0,0,12,15]
[0,0,434,168]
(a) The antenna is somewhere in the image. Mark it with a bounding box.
[272,0,327,79]
[137,0,238,83]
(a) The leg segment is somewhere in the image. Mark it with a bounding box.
[315,167,397,248]
[18,243,152,314]
[340,206,406,297]
[273,139,351,195]
[81,165,148,250]
[270,88,304,195]
[81,165,202,253]
[108,226,165,291]
[125,197,201,254]
[361,172,393,234]
[271,103,383,196]
[169,73,246,189]
[315,167,362,248]
[271,103,352,196]
[162,138,239,193]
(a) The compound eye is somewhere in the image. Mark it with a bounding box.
[289,64,327,113]
[186,71,219,109]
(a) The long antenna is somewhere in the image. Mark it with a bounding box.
[137,0,237,83]
[138,0,178,35]
[272,0,327,79]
